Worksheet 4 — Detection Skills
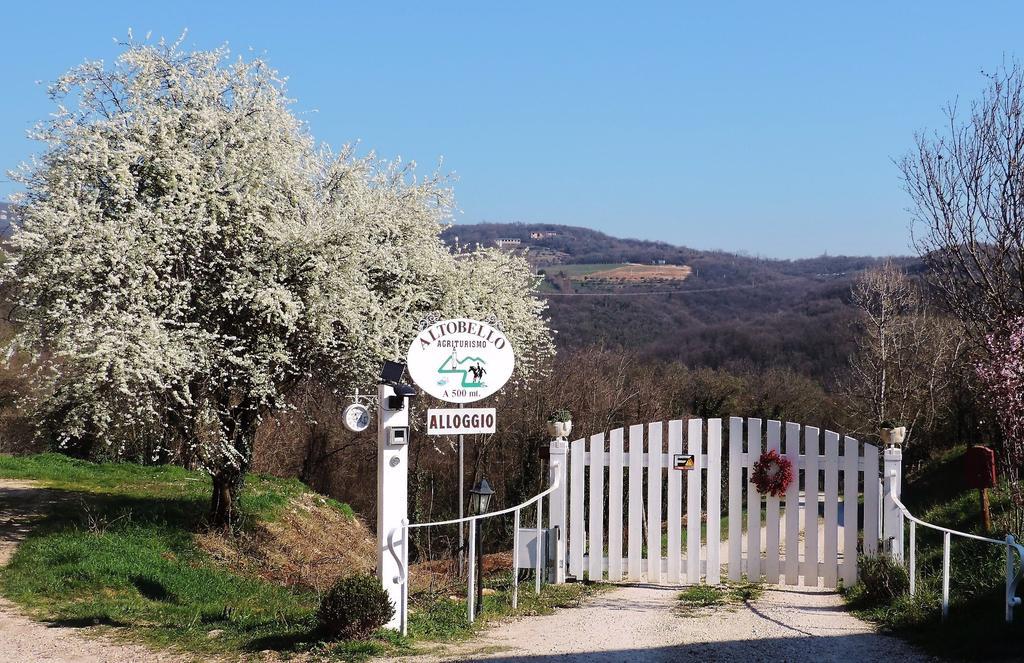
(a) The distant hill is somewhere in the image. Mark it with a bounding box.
[445,222,697,266]
[443,222,920,382]
[443,221,910,276]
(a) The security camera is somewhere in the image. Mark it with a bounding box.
[387,383,417,410]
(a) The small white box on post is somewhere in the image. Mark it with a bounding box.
[882,440,904,563]
[548,437,568,584]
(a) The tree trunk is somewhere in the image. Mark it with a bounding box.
[210,467,246,527]
[209,402,259,528]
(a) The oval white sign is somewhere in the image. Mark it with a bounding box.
[406,318,515,403]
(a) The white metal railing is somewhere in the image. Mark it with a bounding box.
[888,478,1024,622]
[386,474,560,635]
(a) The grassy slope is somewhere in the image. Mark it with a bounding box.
[0,454,607,661]
[845,446,1023,661]
[0,453,329,656]
[539,263,625,277]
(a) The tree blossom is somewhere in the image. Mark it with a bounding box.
[975,316,1024,535]
[4,36,553,524]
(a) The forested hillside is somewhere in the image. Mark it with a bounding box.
[443,222,919,380]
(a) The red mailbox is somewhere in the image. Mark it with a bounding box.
[964,445,997,489]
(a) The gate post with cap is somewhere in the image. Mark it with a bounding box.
[548,437,568,583]
[882,442,904,562]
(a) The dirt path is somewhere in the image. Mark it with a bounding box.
[402,503,929,663]
[403,582,933,662]
[0,479,186,662]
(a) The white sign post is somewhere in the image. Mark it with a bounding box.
[376,383,410,632]
[406,318,516,574]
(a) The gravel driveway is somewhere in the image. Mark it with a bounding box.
[402,499,932,662]
[404,581,933,662]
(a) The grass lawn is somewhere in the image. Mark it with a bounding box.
[641,507,770,558]
[653,514,731,556]
[0,453,325,656]
[0,452,308,521]
[0,453,608,661]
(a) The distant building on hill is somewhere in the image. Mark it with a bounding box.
[494,238,522,248]
[530,231,559,239]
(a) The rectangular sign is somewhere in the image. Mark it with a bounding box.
[673,453,695,471]
[427,408,497,436]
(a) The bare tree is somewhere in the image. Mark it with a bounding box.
[839,263,963,445]
[901,61,1024,340]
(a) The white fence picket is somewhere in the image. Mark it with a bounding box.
[667,420,683,583]
[608,428,625,581]
[588,433,606,581]
[863,442,880,556]
[627,424,644,579]
[647,422,664,582]
[728,417,743,581]
[746,418,762,580]
[686,418,703,583]
[706,418,723,585]
[569,438,586,578]
[765,420,781,584]
[803,426,821,587]
[784,422,800,585]
[842,436,859,587]
[823,430,840,587]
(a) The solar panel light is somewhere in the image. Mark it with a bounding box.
[379,360,406,384]
[379,361,417,410]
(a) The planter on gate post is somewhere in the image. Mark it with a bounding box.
[881,423,905,562]
[547,409,573,440]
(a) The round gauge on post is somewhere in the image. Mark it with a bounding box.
[342,403,371,433]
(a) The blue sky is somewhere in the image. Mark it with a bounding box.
[1,2,1021,258]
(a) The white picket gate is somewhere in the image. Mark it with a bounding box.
[551,417,881,587]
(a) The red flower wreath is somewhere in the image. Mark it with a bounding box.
[751,449,794,497]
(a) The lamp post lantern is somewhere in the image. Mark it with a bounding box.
[469,478,494,616]
[469,478,494,516]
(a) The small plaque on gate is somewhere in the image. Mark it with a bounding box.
[673,453,695,470]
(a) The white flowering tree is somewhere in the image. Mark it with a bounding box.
[5,37,553,525]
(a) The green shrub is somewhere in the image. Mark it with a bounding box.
[851,554,910,607]
[548,408,571,422]
[318,574,394,640]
